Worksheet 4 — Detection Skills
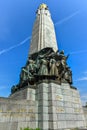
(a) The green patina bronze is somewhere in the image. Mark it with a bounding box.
[11,47,72,94]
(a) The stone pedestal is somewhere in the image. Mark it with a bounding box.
[36,81,86,130]
[0,81,86,130]
[0,97,38,130]
[10,87,36,100]
[83,107,87,127]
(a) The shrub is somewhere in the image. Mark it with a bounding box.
[71,128,79,130]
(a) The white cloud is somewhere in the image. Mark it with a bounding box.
[55,10,87,56]
[81,94,87,106]
[81,95,87,99]
[74,77,87,82]
[83,71,87,74]
[0,36,31,56]
[55,10,80,25]
[0,10,84,57]
[0,86,8,90]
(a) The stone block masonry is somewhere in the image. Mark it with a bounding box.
[37,82,86,130]
[0,97,38,130]
[83,107,87,127]
[0,82,86,130]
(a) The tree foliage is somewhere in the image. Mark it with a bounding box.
[20,127,40,130]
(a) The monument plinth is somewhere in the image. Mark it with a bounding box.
[0,3,86,130]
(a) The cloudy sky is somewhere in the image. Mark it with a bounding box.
[0,0,87,105]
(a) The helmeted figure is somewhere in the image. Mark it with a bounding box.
[49,58,58,76]
[38,58,48,75]
[64,66,72,84]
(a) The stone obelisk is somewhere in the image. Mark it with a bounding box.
[29,4,58,54]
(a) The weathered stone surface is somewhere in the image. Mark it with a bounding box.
[29,5,58,54]
[83,106,87,127]
[10,87,35,100]
[0,82,86,130]
[37,82,86,129]
[0,97,38,130]
[0,122,18,130]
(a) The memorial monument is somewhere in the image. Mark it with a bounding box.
[0,3,86,130]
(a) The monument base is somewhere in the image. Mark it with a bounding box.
[0,81,86,130]
[0,97,38,130]
[36,81,86,130]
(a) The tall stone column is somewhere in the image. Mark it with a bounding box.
[29,3,58,54]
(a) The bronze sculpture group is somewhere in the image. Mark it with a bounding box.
[11,47,72,94]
